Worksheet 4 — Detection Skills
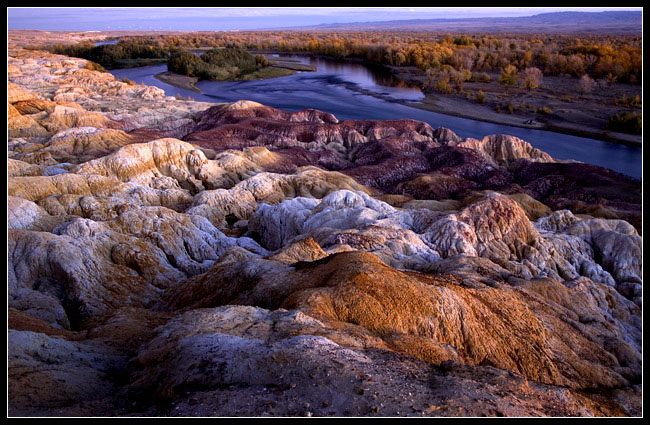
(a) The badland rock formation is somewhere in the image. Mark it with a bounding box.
[7,44,642,417]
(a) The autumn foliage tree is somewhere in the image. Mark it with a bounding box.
[521,67,543,91]
[498,65,519,93]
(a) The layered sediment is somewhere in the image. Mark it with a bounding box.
[7,45,642,417]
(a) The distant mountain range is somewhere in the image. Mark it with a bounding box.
[272,11,642,34]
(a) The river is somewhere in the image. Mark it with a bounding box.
[109,55,642,179]
[93,39,119,46]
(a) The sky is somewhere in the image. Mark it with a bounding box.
[7,7,642,32]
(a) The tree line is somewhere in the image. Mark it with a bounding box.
[116,31,641,84]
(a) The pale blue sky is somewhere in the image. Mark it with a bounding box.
[8,7,642,31]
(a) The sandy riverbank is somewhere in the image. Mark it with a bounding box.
[155,71,201,93]
[405,95,642,147]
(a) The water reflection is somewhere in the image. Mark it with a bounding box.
[277,54,424,101]
[93,39,120,46]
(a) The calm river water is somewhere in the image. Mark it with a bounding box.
[110,55,642,179]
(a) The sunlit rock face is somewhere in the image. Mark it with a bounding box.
[7,43,642,417]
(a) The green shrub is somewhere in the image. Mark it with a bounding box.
[167,49,207,77]
[470,72,491,83]
[84,60,107,73]
[607,112,641,134]
[453,36,474,46]
[614,94,641,108]
[51,41,168,69]
[435,77,453,94]
[255,54,271,68]
[476,90,486,104]
[167,48,264,81]
[175,93,195,101]
[201,48,257,74]
[537,106,553,115]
